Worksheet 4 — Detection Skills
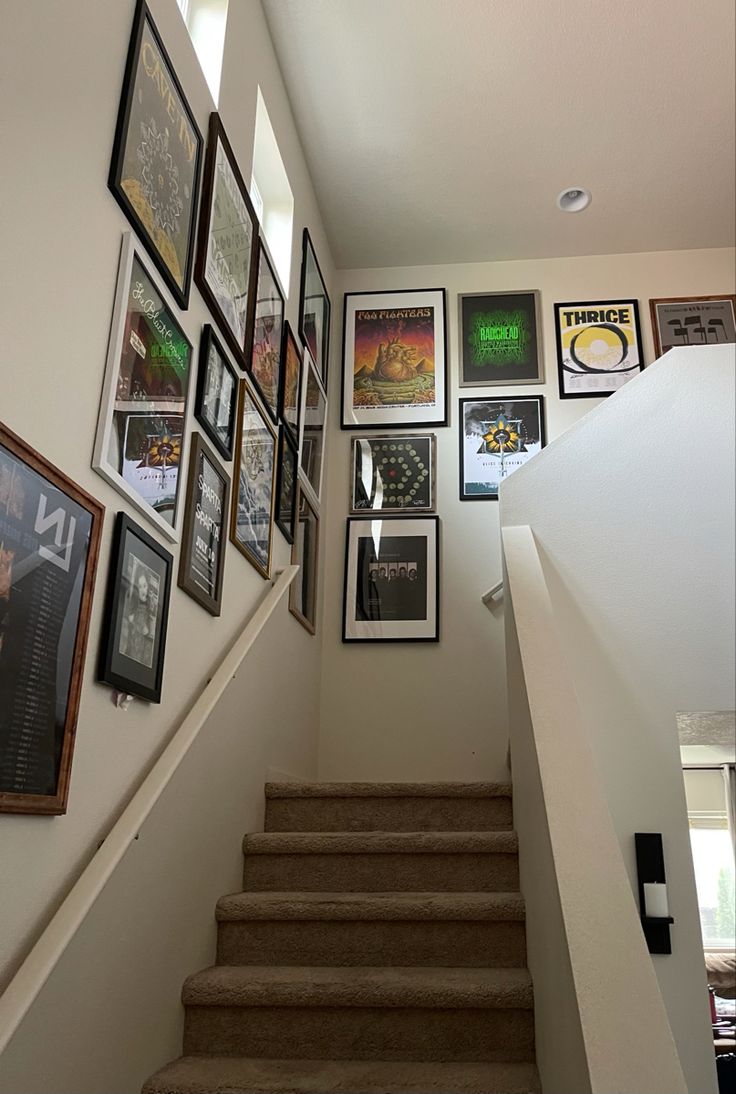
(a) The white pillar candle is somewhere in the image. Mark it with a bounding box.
[643,882,669,918]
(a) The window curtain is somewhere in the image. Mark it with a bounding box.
[723,763,736,857]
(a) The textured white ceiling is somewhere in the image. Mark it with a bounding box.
[262,0,736,269]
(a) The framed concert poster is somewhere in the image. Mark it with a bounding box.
[554,299,644,398]
[459,396,545,501]
[341,288,448,429]
[298,350,327,505]
[178,433,230,615]
[459,291,543,386]
[98,512,172,703]
[0,422,103,815]
[280,322,303,444]
[649,295,736,357]
[350,433,436,514]
[93,233,194,542]
[109,0,203,308]
[299,228,331,385]
[231,381,277,579]
[343,516,439,643]
[275,425,298,544]
[195,113,260,367]
[247,242,285,422]
[194,324,238,462]
[289,485,319,635]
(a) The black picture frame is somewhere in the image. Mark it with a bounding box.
[280,321,304,446]
[230,380,278,579]
[194,324,238,462]
[178,433,230,615]
[109,0,203,309]
[98,512,173,703]
[0,421,104,816]
[554,299,644,399]
[194,113,260,368]
[350,433,436,514]
[459,291,543,386]
[275,425,298,544]
[246,241,286,423]
[289,484,320,635]
[298,350,328,505]
[342,515,440,643]
[298,228,331,386]
[459,396,546,502]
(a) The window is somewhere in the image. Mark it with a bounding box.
[684,768,736,951]
[176,0,229,105]
[251,88,294,292]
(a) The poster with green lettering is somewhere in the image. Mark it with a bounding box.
[459,291,543,386]
[110,0,203,307]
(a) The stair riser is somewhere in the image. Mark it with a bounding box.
[217,919,527,967]
[265,797,513,832]
[183,1005,535,1062]
[243,853,519,892]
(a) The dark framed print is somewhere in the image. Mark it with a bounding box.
[459,291,543,386]
[109,0,203,308]
[98,513,172,703]
[178,433,230,615]
[350,433,436,514]
[247,241,285,422]
[299,228,331,385]
[195,324,238,461]
[459,396,545,501]
[93,233,194,542]
[280,322,303,444]
[298,350,328,505]
[554,299,644,398]
[343,516,439,643]
[0,423,103,815]
[195,113,260,367]
[275,426,298,544]
[649,295,736,357]
[289,486,320,634]
[341,288,448,429]
[231,381,277,579]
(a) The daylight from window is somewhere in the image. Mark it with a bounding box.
[251,87,294,292]
[177,0,228,104]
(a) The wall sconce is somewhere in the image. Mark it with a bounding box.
[635,832,675,954]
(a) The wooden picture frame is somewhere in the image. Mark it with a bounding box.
[109,0,203,308]
[231,380,277,579]
[350,433,436,514]
[299,228,331,385]
[280,321,304,446]
[194,324,239,462]
[0,422,104,815]
[178,433,230,615]
[246,240,285,423]
[289,484,320,634]
[649,295,736,357]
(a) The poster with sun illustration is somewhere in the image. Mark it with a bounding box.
[459,397,546,500]
[554,299,644,399]
[342,289,448,428]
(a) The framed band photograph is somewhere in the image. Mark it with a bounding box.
[298,349,327,505]
[299,228,331,385]
[343,516,440,643]
[275,425,298,544]
[280,322,303,445]
[289,485,320,635]
[247,241,285,423]
[459,291,543,386]
[554,299,644,398]
[649,295,736,358]
[98,512,172,704]
[0,422,103,815]
[459,396,546,501]
[350,433,436,514]
[194,324,238,462]
[109,0,203,309]
[178,433,230,615]
[231,381,277,579]
[93,233,194,542]
[195,112,260,367]
[341,288,448,429]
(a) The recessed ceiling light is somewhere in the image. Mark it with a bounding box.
[557,187,592,213]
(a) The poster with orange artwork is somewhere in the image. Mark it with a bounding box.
[341,289,448,429]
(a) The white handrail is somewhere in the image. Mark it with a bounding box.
[481,579,504,606]
[0,564,299,1056]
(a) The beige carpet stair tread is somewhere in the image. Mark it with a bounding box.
[243,832,518,855]
[265,782,513,799]
[143,1056,540,1093]
[216,891,525,922]
[183,965,533,1009]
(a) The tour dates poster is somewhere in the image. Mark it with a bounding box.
[554,299,643,398]
[460,396,545,501]
[460,291,542,385]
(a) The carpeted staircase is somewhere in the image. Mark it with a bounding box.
[143,782,540,1094]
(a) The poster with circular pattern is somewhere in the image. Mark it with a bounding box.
[350,433,436,514]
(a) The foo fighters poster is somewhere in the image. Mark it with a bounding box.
[554,299,644,398]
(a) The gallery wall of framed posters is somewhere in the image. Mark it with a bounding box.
[109,0,203,309]
[0,422,103,815]
[554,299,643,398]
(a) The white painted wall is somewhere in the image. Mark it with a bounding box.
[500,345,735,1094]
[318,248,735,781]
[0,1,333,1088]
